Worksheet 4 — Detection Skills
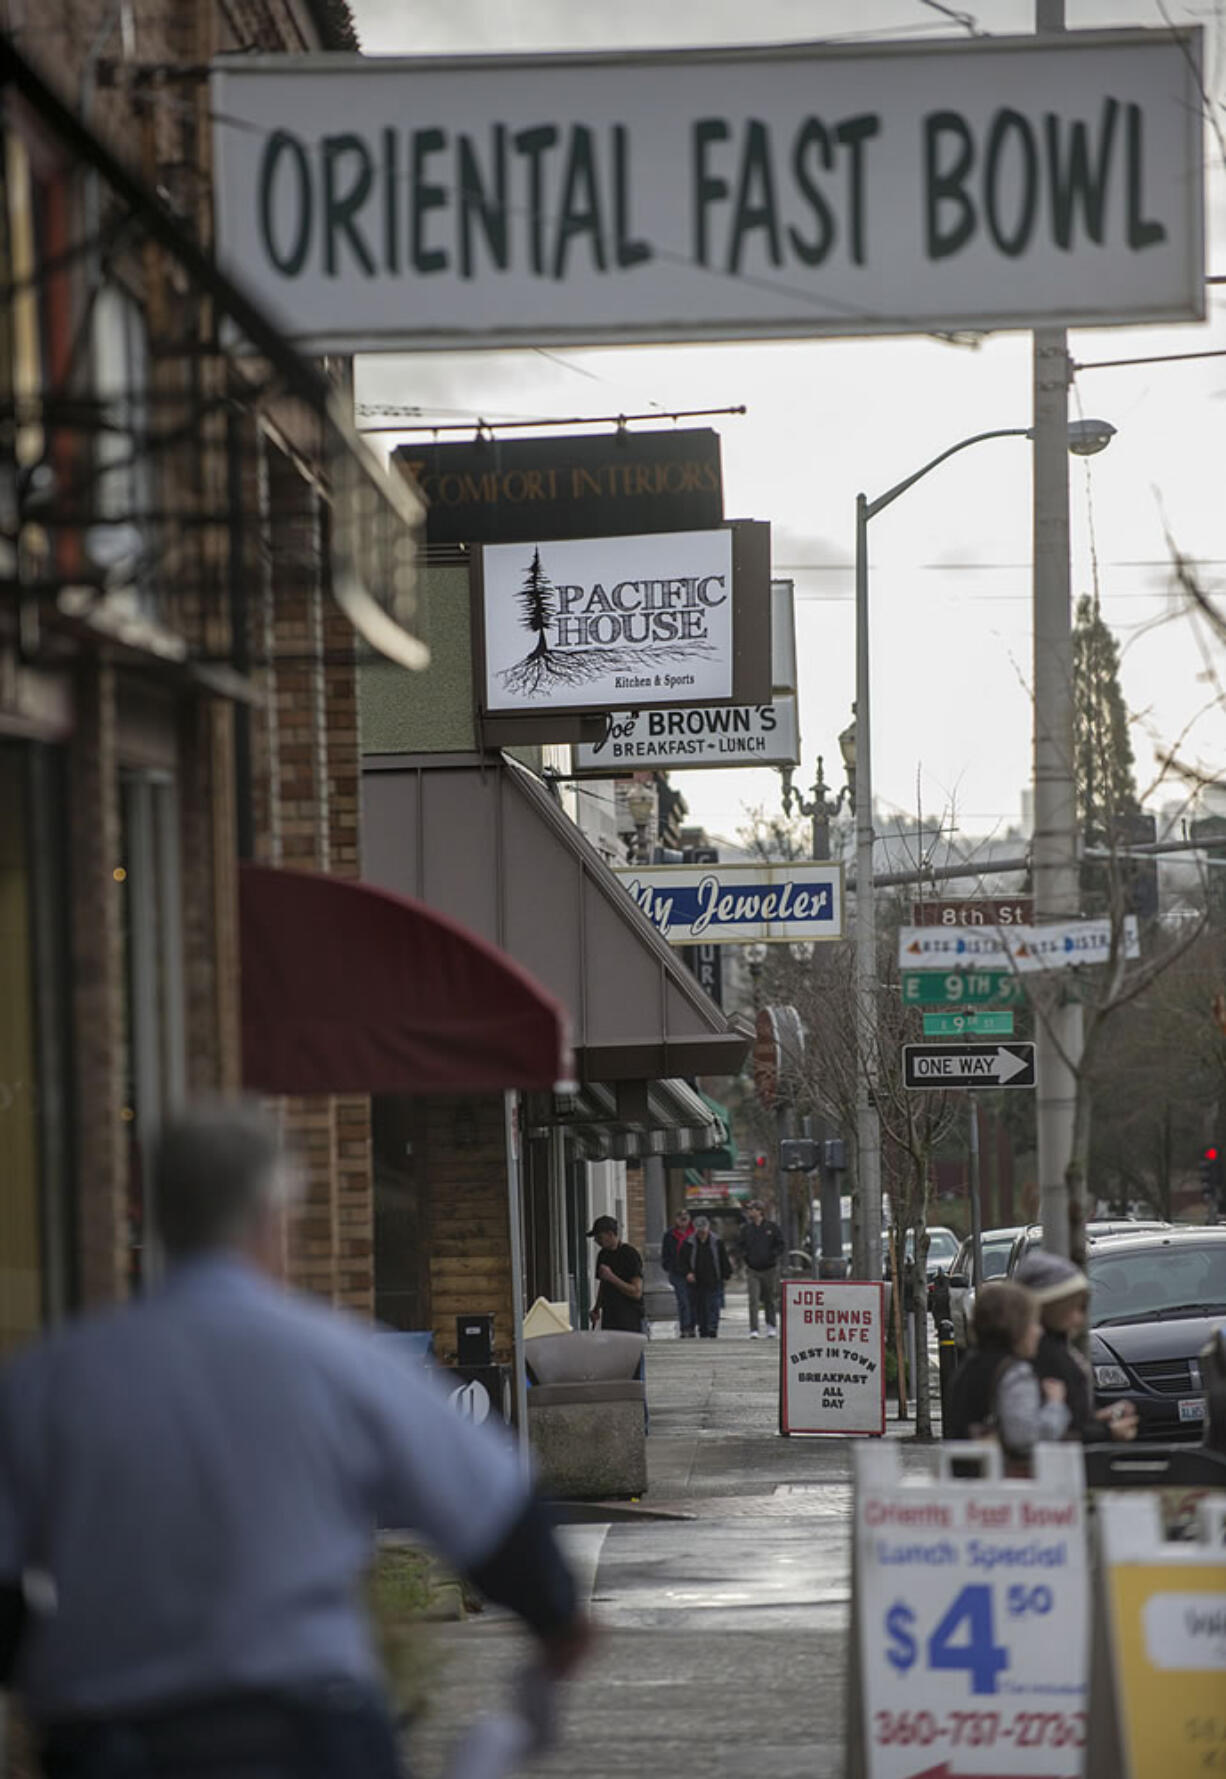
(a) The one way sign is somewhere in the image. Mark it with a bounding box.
[903,1042,1036,1091]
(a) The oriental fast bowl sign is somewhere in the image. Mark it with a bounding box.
[211,32,1203,352]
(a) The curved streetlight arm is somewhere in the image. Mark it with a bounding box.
[864,426,1032,523]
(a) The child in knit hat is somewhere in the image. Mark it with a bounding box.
[1014,1251,1138,1444]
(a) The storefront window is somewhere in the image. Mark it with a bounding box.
[0,742,73,1352]
[120,770,185,1287]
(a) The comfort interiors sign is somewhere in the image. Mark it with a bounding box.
[211,32,1203,352]
[474,525,769,717]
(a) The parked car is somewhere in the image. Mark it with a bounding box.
[883,1225,959,1283]
[1084,1228,1226,1441]
[1005,1219,1170,1278]
[943,1226,1028,1351]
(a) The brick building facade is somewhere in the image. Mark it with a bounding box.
[1,0,412,1347]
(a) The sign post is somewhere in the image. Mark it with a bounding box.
[779,1280,885,1437]
[849,1442,1090,1779]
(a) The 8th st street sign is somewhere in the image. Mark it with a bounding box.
[903,1042,1035,1091]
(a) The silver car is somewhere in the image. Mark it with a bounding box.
[945,1226,1028,1351]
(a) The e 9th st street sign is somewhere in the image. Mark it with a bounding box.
[903,1042,1035,1091]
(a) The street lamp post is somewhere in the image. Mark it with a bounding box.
[852,420,1114,1289]
[780,720,857,860]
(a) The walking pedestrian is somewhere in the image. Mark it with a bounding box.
[1014,1252,1138,1444]
[738,1200,784,1338]
[0,1102,590,1779]
[586,1215,644,1334]
[681,1217,733,1339]
[661,1206,696,1338]
[945,1280,1070,1473]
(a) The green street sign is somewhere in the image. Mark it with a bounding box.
[901,971,1027,1008]
[923,1010,1016,1037]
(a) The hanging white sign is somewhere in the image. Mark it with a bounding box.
[781,1281,885,1436]
[573,695,800,774]
[211,31,1203,353]
[616,861,843,944]
[852,1443,1090,1779]
[477,528,735,714]
[898,916,1140,974]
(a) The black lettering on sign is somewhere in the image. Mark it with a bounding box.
[260,129,312,276]
[924,101,1167,263]
[729,120,782,273]
[925,111,975,260]
[693,118,730,267]
[459,127,509,279]
[514,125,560,276]
[613,125,652,269]
[789,119,835,266]
[411,128,448,275]
[323,133,375,277]
[835,114,880,266]
[1126,104,1165,250]
[984,109,1038,258]
[1045,99,1117,248]
[554,125,606,279]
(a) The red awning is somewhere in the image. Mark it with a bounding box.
[239,863,571,1094]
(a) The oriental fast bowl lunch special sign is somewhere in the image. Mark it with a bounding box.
[781,1281,885,1437]
[211,33,1203,352]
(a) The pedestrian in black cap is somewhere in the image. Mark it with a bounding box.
[587,1216,644,1333]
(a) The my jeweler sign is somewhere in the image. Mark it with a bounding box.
[850,1443,1090,1779]
[211,32,1203,352]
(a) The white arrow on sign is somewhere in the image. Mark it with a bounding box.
[903,1042,1036,1090]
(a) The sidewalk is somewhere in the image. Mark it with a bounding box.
[404,1290,937,1779]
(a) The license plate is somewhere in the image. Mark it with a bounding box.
[1178,1397,1205,1422]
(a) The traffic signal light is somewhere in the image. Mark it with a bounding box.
[1199,1146,1224,1207]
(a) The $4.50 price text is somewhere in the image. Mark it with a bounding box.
[885,1582,1056,1693]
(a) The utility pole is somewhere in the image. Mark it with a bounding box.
[1032,0,1081,1260]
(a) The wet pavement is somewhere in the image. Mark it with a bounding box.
[405,1290,935,1779]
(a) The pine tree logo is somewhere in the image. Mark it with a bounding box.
[519,548,555,663]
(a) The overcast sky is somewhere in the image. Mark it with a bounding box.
[347,0,1226,850]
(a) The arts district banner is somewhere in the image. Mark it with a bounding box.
[616,861,843,945]
[898,916,1141,974]
[212,32,1203,351]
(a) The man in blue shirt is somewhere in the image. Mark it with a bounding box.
[0,1103,589,1777]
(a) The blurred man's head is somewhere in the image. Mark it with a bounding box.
[673,1207,691,1227]
[747,1202,764,1224]
[693,1216,711,1241]
[155,1101,299,1275]
[587,1215,620,1252]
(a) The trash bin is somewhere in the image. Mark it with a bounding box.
[524,1331,646,1500]
[456,1314,494,1368]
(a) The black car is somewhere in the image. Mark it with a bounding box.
[1086,1228,1226,1441]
